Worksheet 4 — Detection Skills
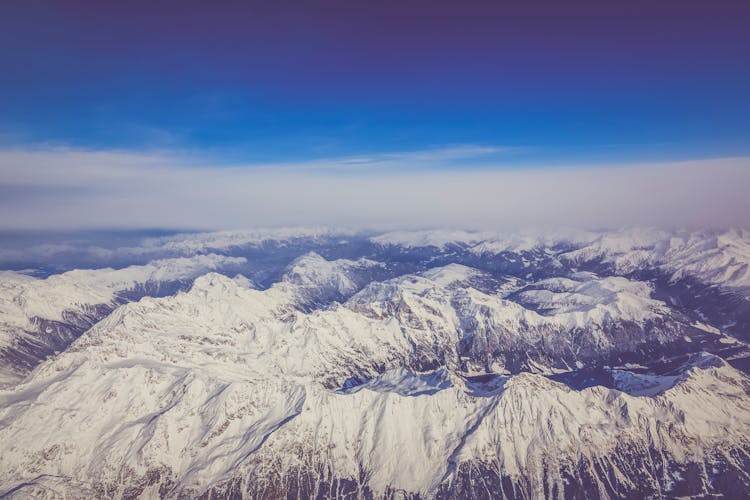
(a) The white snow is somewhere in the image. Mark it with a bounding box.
[1,227,750,497]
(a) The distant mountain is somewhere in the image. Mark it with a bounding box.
[1,228,749,498]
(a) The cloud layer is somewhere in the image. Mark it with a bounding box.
[1,147,748,231]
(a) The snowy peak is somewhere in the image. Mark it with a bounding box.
[189,271,251,296]
[0,254,246,327]
[513,273,669,321]
[419,263,485,288]
[0,254,247,384]
[276,252,386,310]
[282,252,380,294]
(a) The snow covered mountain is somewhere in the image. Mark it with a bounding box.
[0,254,245,386]
[1,228,749,498]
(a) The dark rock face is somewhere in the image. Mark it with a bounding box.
[1,304,116,377]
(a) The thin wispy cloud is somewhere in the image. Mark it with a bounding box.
[380,145,514,162]
[247,144,516,171]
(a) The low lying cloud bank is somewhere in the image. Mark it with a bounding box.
[0,147,748,230]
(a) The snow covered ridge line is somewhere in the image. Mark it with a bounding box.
[3,227,749,292]
[0,254,246,385]
[371,227,750,295]
[369,227,597,251]
[18,266,730,388]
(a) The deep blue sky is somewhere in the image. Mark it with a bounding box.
[1,0,749,165]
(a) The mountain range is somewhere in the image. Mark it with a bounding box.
[1,227,749,498]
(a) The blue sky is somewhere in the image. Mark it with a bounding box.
[1,1,749,165]
[0,1,749,229]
